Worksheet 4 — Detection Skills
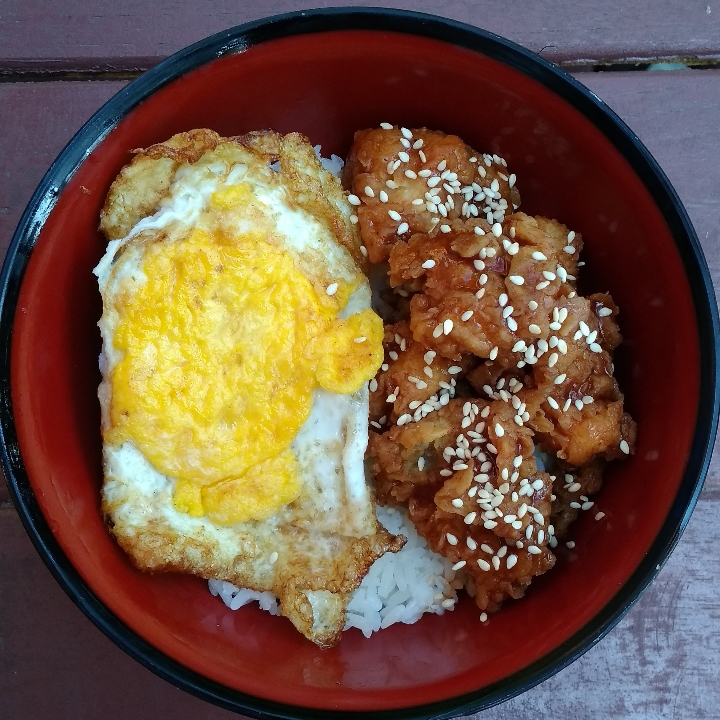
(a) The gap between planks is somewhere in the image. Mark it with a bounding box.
[2,57,720,83]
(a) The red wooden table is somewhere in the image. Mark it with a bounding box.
[1,3,719,718]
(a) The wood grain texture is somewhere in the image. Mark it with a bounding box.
[1,70,719,718]
[1,0,720,71]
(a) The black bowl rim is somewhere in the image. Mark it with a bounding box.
[1,7,718,720]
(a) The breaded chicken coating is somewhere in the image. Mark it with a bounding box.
[348,124,636,615]
[343,126,520,263]
[368,398,556,611]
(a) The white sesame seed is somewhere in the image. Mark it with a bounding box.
[400,138,410,149]
[325,283,339,296]
[528,323,541,334]
[477,559,491,571]
[531,251,547,261]
[448,366,462,375]
[620,440,630,454]
[508,275,524,286]
[354,336,367,344]
[536,281,550,290]
[440,224,451,233]
[507,317,518,332]
[461,310,474,321]
[398,222,409,234]
[564,245,576,254]
[398,151,410,163]
[452,498,464,508]
[595,512,606,521]
[492,223,503,237]
[507,554,518,569]
[389,351,399,361]
[388,209,402,221]
[400,127,412,139]
[404,169,417,180]
[484,520,498,529]
[567,231,576,243]
[566,541,576,549]
[380,122,393,130]
[348,194,361,206]
[363,186,375,198]
[590,342,603,353]
[494,423,505,437]
[597,307,613,317]
[464,512,477,524]
[427,176,441,188]
[444,319,454,335]
[452,560,467,571]
[547,397,560,410]
[421,259,436,269]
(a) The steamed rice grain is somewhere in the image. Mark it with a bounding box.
[209,506,462,637]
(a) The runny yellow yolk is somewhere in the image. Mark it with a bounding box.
[108,182,383,525]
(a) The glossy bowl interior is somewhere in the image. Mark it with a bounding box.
[1,9,717,720]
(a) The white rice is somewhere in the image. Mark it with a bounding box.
[314,145,344,176]
[209,505,464,637]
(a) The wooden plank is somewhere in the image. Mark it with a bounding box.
[0,0,719,71]
[0,506,247,720]
[1,71,719,717]
[0,81,126,262]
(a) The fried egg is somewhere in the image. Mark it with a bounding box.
[95,130,403,646]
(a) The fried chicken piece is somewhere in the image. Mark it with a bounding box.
[343,126,520,263]
[516,292,637,466]
[408,497,555,612]
[369,321,476,427]
[384,211,587,364]
[368,397,556,611]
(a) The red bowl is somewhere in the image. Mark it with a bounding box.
[1,8,718,719]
